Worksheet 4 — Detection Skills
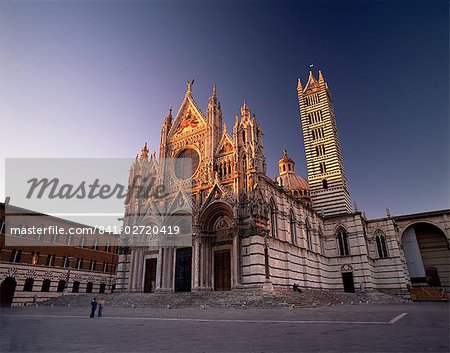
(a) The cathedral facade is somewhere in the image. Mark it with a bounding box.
[116,72,449,296]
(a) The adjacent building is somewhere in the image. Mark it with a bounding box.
[0,202,119,307]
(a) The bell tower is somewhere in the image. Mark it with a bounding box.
[297,70,352,216]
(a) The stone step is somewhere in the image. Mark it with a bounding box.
[41,288,406,309]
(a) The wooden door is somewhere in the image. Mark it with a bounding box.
[144,258,157,293]
[214,250,231,291]
[175,247,192,292]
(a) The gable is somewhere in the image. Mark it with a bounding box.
[170,95,206,138]
[216,131,234,156]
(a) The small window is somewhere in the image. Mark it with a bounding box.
[41,279,51,292]
[72,281,80,293]
[319,228,325,255]
[290,212,297,244]
[375,232,389,258]
[322,179,328,189]
[46,254,55,267]
[23,278,34,292]
[270,200,277,237]
[10,249,22,263]
[31,252,39,265]
[57,280,66,292]
[337,229,350,256]
[305,220,313,250]
[86,282,93,293]
[319,162,326,174]
[52,234,60,244]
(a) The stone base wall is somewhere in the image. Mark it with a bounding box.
[0,262,115,306]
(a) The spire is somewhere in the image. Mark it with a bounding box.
[240,100,250,120]
[209,84,218,106]
[223,123,228,133]
[164,105,173,128]
[297,78,303,91]
[140,142,149,160]
[318,70,324,83]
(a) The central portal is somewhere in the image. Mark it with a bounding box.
[175,247,192,292]
[214,249,231,291]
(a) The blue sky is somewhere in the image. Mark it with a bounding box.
[1,0,448,218]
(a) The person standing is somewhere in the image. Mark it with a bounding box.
[90,298,97,318]
[97,298,105,317]
[359,282,366,295]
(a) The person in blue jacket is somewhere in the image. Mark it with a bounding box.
[90,298,97,318]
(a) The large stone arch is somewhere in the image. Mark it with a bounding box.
[401,222,449,289]
[199,200,234,234]
[197,201,236,291]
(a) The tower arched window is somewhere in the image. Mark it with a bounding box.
[270,200,277,238]
[290,211,297,244]
[322,179,328,189]
[337,228,350,256]
[375,231,389,258]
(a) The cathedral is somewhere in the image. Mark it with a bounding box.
[116,71,449,297]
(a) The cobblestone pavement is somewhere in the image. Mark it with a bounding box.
[1,303,448,352]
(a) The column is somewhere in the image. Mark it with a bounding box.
[232,235,241,287]
[192,237,200,290]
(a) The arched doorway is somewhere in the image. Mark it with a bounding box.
[1,277,17,307]
[166,212,193,293]
[402,222,449,289]
[200,201,235,291]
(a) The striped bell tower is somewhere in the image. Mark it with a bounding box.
[297,70,352,216]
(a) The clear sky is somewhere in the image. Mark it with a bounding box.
[1,0,448,218]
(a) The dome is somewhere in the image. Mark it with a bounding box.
[277,173,309,192]
[276,149,310,201]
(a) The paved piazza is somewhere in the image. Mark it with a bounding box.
[1,303,449,352]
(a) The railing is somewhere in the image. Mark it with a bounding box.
[410,287,448,301]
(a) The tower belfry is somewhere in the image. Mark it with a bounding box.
[297,70,352,216]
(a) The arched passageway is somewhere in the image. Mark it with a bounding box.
[402,222,449,289]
